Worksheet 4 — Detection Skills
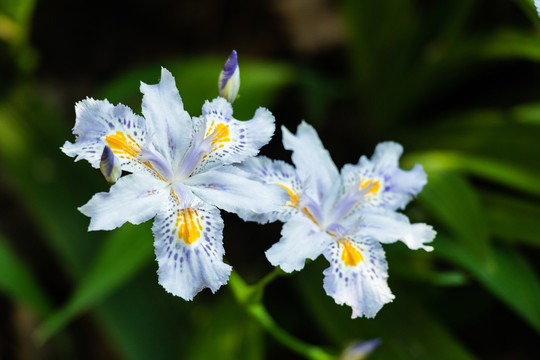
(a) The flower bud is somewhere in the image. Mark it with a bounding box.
[218,50,240,103]
[100,145,121,184]
[339,339,380,360]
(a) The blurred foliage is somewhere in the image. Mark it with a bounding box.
[1,0,540,359]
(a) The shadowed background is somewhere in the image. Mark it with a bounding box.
[1,0,540,359]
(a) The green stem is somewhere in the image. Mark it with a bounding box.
[255,266,285,290]
[229,270,335,360]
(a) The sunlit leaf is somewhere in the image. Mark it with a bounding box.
[511,102,540,125]
[468,30,540,62]
[405,151,540,197]
[401,112,540,171]
[0,233,51,316]
[99,57,294,121]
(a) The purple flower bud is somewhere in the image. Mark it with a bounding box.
[218,50,240,103]
[100,145,121,183]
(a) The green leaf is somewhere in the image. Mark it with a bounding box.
[94,266,191,360]
[513,0,540,24]
[291,259,477,360]
[0,85,105,276]
[406,150,540,197]
[99,57,294,121]
[435,235,540,334]
[0,0,37,70]
[461,30,540,63]
[0,233,51,316]
[401,112,540,172]
[511,102,540,125]
[417,171,491,265]
[184,292,264,360]
[483,192,540,247]
[36,223,154,342]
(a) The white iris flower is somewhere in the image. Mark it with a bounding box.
[62,68,288,300]
[239,121,435,318]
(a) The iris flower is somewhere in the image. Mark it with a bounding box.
[62,68,287,300]
[239,122,435,318]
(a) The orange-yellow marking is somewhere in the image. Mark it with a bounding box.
[175,209,202,245]
[106,131,141,158]
[210,123,230,146]
[338,239,364,266]
[105,131,166,181]
[301,207,319,225]
[206,121,230,146]
[360,179,380,195]
[278,184,299,208]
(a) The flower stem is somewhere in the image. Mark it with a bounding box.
[255,266,285,289]
[229,270,335,360]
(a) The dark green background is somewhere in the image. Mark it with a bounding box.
[1,0,539,359]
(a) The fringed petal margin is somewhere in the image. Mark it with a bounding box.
[191,97,275,174]
[153,200,231,300]
[61,98,151,175]
[354,209,435,251]
[322,236,394,318]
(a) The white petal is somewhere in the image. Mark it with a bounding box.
[185,165,289,215]
[322,237,394,318]
[389,164,427,208]
[79,173,169,231]
[152,202,231,300]
[370,141,402,171]
[62,98,153,175]
[355,209,435,251]
[191,97,275,174]
[140,68,193,166]
[282,121,339,203]
[266,213,331,272]
[235,156,302,223]
[343,141,427,211]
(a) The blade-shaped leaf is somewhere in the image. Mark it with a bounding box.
[36,223,154,342]
[417,170,492,265]
[291,259,477,360]
[0,86,106,276]
[406,151,540,197]
[0,233,51,316]
[483,192,540,247]
[435,235,540,334]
